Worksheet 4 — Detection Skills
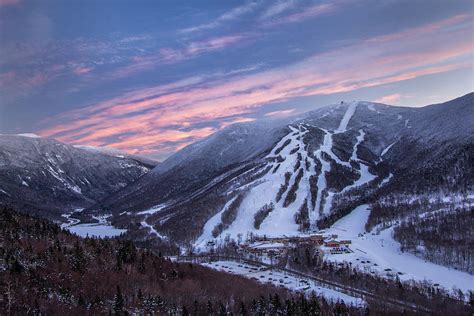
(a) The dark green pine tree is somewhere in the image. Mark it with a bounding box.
[207,300,214,315]
[182,305,189,316]
[239,301,248,316]
[113,285,124,315]
[218,303,227,316]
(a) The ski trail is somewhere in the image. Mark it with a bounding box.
[381,142,396,156]
[314,130,331,215]
[195,195,239,248]
[315,103,360,215]
[336,101,358,132]
[141,218,167,239]
[351,129,365,161]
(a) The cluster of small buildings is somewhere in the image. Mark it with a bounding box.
[225,233,353,257]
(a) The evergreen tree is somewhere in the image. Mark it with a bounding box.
[113,286,124,315]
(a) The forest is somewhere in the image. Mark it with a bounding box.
[1,207,364,315]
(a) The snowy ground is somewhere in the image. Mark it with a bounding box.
[66,224,126,238]
[202,260,365,307]
[324,204,474,295]
[62,210,126,238]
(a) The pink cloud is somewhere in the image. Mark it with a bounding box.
[265,109,296,117]
[263,3,337,27]
[73,66,93,76]
[374,94,402,104]
[38,14,474,158]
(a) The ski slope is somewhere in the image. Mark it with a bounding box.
[195,101,381,248]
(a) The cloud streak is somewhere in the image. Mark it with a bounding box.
[38,14,474,159]
[180,2,259,33]
[110,33,252,79]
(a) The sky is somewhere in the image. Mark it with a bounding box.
[0,0,473,160]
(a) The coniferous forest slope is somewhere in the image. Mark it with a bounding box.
[2,207,473,315]
[0,207,363,315]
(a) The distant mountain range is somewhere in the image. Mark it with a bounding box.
[1,93,472,245]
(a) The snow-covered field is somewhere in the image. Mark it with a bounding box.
[202,260,365,306]
[66,223,126,238]
[62,210,126,238]
[324,204,474,294]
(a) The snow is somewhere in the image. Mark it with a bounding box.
[21,180,29,186]
[380,173,393,186]
[67,224,126,238]
[251,242,286,249]
[61,208,84,228]
[195,196,239,248]
[141,219,167,239]
[203,260,364,306]
[224,126,308,236]
[324,129,376,215]
[324,205,474,294]
[63,211,127,238]
[74,145,126,158]
[0,188,10,196]
[381,142,396,156]
[336,101,358,132]
[367,103,380,113]
[137,204,167,215]
[195,102,377,248]
[16,133,41,138]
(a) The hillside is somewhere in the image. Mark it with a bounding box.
[0,207,362,315]
[0,134,156,220]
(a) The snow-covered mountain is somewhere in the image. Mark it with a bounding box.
[83,93,473,244]
[0,134,157,219]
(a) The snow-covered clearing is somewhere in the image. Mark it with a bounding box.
[195,196,239,247]
[16,133,41,138]
[137,204,167,215]
[336,101,358,132]
[67,224,126,238]
[324,204,474,294]
[63,210,127,238]
[381,142,396,156]
[141,219,167,239]
[202,260,364,306]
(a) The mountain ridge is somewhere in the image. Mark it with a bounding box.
[82,93,473,244]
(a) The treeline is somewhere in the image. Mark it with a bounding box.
[394,206,473,274]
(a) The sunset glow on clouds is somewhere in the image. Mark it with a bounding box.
[1,0,473,160]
